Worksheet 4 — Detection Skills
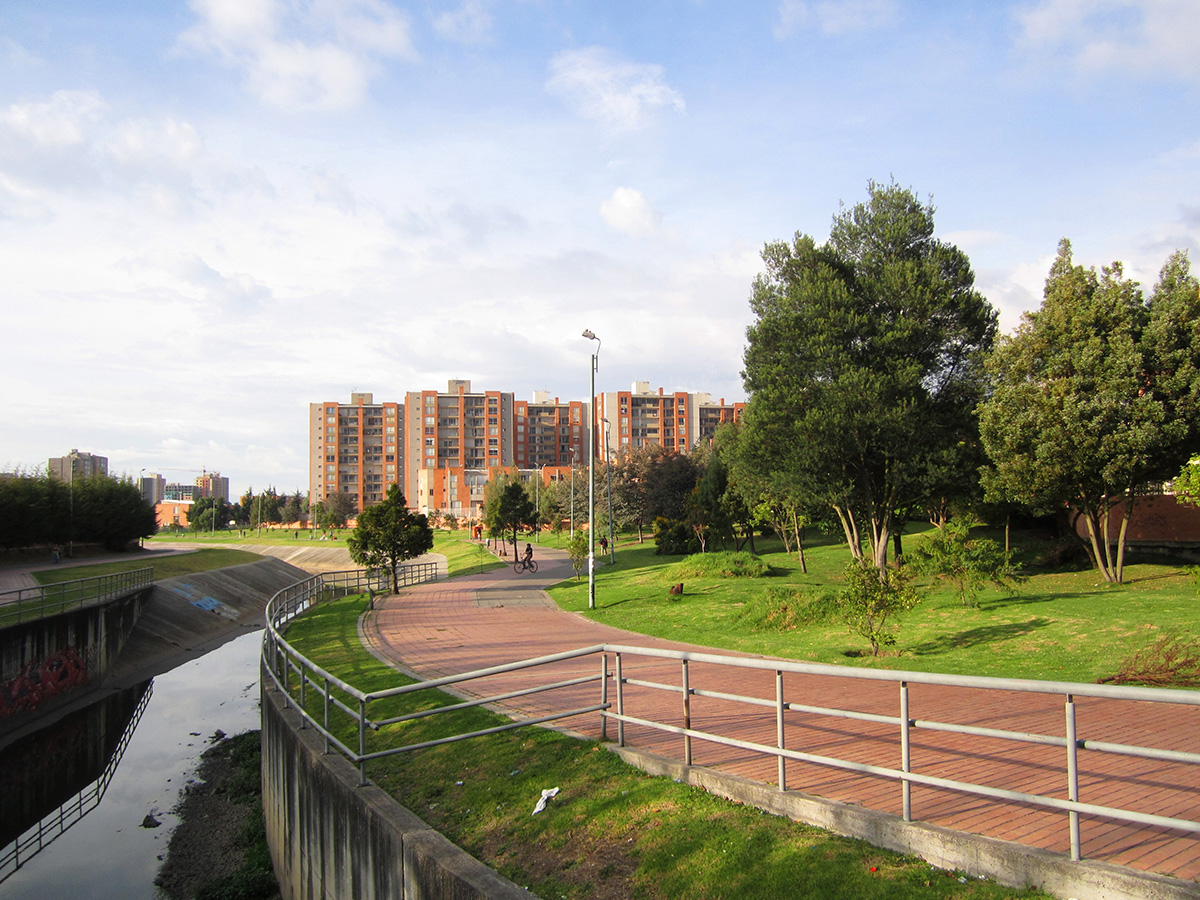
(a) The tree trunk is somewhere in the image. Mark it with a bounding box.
[834,505,863,560]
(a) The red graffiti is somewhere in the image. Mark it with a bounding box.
[0,646,89,717]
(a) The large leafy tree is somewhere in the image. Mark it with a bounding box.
[347,485,433,592]
[979,242,1200,583]
[742,181,997,569]
[490,480,539,554]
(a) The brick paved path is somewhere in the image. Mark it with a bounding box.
[363,546,1200,883]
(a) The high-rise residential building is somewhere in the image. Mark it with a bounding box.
[514,391,588,469]
[309,392,404,515]
[164,483,195,501]
[48,449,108,480]
[308,380,741,520]
[595,383,744,458]
[194,470,230,502]
[140,473,166,505]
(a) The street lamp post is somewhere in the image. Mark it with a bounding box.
[582,329,600,610]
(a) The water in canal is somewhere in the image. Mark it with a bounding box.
[0,631,263,899]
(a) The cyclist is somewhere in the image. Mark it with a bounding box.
[523,543,533,569]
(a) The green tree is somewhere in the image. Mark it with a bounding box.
[566,528,589,580]
[906,519,1023,607]
[979,242,1200,583]
[491,480,538,555]
[315,492,358,530]
[836,561,921,656]
[347,485,434,592]
[742,181,997,570]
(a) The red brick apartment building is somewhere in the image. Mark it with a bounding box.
[310,380,741,520]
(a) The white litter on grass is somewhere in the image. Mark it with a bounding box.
[532,787,560,815]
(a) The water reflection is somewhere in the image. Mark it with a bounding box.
[0,632,262,900]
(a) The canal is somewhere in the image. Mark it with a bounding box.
[1,631,263,899]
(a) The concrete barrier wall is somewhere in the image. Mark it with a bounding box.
[261,676,535,900]
[0,590,148,731]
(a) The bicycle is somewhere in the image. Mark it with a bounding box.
[513,557,538,574]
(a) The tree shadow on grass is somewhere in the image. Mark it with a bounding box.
[908,617,1053,656]
[976,590,1099,610]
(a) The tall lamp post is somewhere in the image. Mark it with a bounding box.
[569,446,577,538]
[582,329,600,609]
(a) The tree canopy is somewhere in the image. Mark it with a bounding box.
[979,241,1200,583]
[741,181,997,568]
[347,485,433,592]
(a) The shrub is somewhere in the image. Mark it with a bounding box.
[737,586,839,632]
[653,517,699,555]
[836,562,922,656]
[668,551,771,579]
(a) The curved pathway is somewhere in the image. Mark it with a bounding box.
[363,545,1200,885]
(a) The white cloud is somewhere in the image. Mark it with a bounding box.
[180,0,416,111]
[600,186,661,237]
[775,0,899,38]
[1015,0,1200,83]
[546,47,685,132]
[0,90,106,147]
[431,0,494,45]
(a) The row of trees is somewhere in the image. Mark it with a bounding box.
[0,473,157,552]
[735,181,1200,584]
[188,488,360,533]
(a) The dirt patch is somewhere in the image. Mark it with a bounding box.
[155,731,260,900]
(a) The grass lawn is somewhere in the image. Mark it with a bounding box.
[549,528,1200,685]
[31,548,264,585]
[282,593,1051,900]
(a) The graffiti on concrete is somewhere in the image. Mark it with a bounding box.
[1,647,89,717]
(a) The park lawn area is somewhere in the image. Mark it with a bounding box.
[31,548,264,584]
[282,593,1051,900]
[431,529,508,578]
[147,528,351,546]
[548,530,1200,685]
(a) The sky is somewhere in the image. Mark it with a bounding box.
[2,0,1199,500]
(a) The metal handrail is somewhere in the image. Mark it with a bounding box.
[0,568,154,628]
[263,575,1200,866]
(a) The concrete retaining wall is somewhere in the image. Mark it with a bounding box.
[261,677,535,900]
[0,589,149,732]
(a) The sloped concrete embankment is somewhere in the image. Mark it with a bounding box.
[104,557,310,686]
[262,679,533,900]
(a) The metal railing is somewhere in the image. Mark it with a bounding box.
[0,682,153,883]
[262,564,607,786]
[0,568,154,628]
[601,644,1200,862]
[263,575,1200,865]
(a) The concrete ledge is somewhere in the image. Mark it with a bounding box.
[262,676,534,900]
[609,744,1200,900]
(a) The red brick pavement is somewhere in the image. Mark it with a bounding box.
[363,546,1200,883]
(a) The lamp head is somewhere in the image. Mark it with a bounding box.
[582,329,597,341]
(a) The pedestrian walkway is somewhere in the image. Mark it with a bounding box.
[362,545,1200,886]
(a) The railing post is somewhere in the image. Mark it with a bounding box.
[682,658,692,766]
[1066,694,1081,860]
[359,697,368,786]
[616,653,625,747]
[776,670,786,792]
[324,678,332,754]
[298,659,306,728]
[900,681,912,821]
[600,653,609,742]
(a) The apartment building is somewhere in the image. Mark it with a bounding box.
[194,470,230,502]
[405,380,514,516]
[308,380,741,519]
[309,392,404,514]
[514,391,587,469]
[48,449,108,480]
[140,473,166,505]
[595,382,745,458]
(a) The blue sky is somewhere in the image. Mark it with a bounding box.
[2,0,1198,499]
